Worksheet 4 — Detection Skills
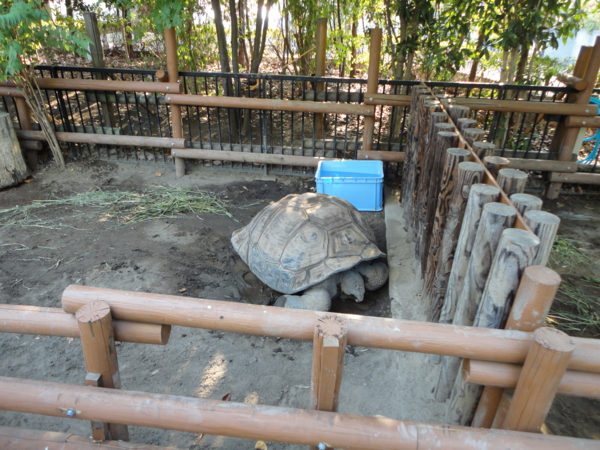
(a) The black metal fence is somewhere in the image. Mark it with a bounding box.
[1,65,598,175]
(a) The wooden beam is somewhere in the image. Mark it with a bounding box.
[362,28,382,151]
[463,360,600,399]
[16,130,186,149]
[0,304,170,345]
[1,78,181,94]
[505,158,578,173]
[565,115,600,128]
[549,171,600,185]
[0,377,599,450]
[314,18,327,140]
[165,93,375,116]
[61,285,600,372]
[556,73,588,91]
[443,97,596,116]
[0,426,186,450]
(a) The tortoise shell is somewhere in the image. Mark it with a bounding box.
[231,192,384,294]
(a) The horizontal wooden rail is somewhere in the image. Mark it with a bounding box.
[0,377,598,450]
[443,97,597,116]
[565,115,600,127]
[0,87,23,98]
[364,93,411,107]
[549,172,600,185]
[165,94,375,116]
[61,285,600,373]
[0,79,181,94]
[16,130,186,149]
[557,73,588,91]
[464,360,600,399]
[0,304,170,345]
[0,426,182,450]
[505,158,578,173]
[172,148,404,165]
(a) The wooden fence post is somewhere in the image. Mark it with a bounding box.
[164,27,185,178]
[472,266,562,428]
[547,36,600,199]
[362,28,382,151]
[84,373,111,441]
[484,156,510,177]
[502,327,574,432]
[446,228,540,426]
[463,128,486,146]
[524,210,561,267]
[76,301,129,441]
[314,18,327,140]
[310,316,347,449]
[435,202,516,402]
[428,162,486,322]
[497,168,528,196]
[14,98,38,169]
[438,184,500,326]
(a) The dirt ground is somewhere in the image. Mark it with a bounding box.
[1,160,599,447]
[0,161,393,449]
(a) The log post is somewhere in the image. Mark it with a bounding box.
[438,184,500,325]
[401,96,439,228]
[446,228,540,426]
[472,141,495,160]
[419,129,459,275]
[314,18,327,140]
[547,36,600,199]
[491,391,512,428]
[427,162,486,322]
[502,328,575,432]
[497,168,528,196]
[310,315,348,447]
[411,113,449,241]
[423,149,472,309]
[524,210,561,267]
[14,98,38,169]
[362,28,382,151]
[76,301,129,441]
[435,202,516,402]
[448,105,470,122]
[457,118,477,133]
[472,266,562,428]
[463,128,486,146]
[0,112,28,188]
[484,156,510,178]
[164,27,185,178]
[509,193,543,216]
[84,373,111,441]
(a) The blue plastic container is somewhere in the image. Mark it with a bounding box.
[315,160,384,211]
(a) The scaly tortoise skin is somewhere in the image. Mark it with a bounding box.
[231,192,384,294]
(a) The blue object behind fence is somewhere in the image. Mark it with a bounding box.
[315,160,384,211]
[580,97,600,165]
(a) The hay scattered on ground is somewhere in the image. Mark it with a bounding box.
[0,186,232,228]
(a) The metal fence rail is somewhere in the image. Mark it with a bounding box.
[1,66,598,174]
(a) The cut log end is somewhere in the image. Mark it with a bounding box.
[315,316,348,339]
[522,265,562,287]
[533,327,575,353]
[75,301,111,323]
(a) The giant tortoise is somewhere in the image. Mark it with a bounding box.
[231,192,388,311]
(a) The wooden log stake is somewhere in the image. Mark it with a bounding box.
[438,184,500,325]
[463,128,486,146]
[411,113,449,241]
[510,193,543,216]
[448,104,470,122]
[310,316,348,450]
[0,112,28,188]
[472,141,496,160]
[502,328,575,432]
[524,210,561,267]
[497,168,528,196]
[446,228,540,426]
[423,149,471,308]
[84,373,111,441]
[469,265,562,429]
[492,391,512,428]
[427,162,486,322]
[164,27,185,178]
[362,28,382,151]
[457,118,477,133]
[435,202,516,402]
[314,18,327,140]
[76,301,129,441]
[419,129,459,275]
[484,156,510,178]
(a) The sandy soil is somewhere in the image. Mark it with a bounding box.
[1,160,599,447]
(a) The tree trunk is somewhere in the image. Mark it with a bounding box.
[229,0,240,75]
[0,112,28,188]
[468,32,485,82]
[349,18,358,78]
[120,9,134,61]
[514,44,530,83]
[65,0,73,17]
